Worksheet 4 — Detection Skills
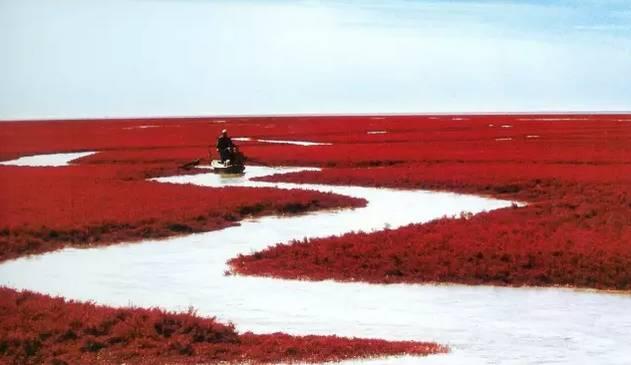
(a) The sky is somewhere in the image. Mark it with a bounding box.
[1,0,630,120]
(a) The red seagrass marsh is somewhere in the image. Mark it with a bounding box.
[1,114,631,364]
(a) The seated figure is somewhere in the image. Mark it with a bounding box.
[216,129,235,163]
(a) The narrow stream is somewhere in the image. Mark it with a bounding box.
[1,155,630,364]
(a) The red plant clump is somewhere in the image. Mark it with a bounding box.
[233,165,631,290]
[230,189,631,289]
[77,147,211,166]
[255,162,631,200]
[0,288,446,365]
[0,164,364,261]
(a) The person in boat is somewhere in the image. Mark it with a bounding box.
[216,129,235,163]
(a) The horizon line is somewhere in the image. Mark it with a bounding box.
[2,110,631,123]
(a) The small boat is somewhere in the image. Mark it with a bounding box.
[210,159,245,174]
[209,145,246,174]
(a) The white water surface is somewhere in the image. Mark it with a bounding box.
[122,125,161,130]
[0,151,96,167]
[233,137,331,146]
[1,164,630,364]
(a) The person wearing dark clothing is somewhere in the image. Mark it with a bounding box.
[217,129,235,163]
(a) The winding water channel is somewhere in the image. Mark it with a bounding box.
[1,153,630,364]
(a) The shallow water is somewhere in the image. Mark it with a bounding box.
[1,163,630,364]
[255,139,332,146]
[0,151,95,166]
[232,137,331,146]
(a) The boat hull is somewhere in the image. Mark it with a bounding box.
[211,160,245,174]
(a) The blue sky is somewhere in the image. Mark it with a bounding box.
[1,0,630,120]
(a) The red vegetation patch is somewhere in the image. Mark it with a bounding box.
[239,116,631,167]
[234,161,631,290]
[231,193,631,289]
[0,165,364,261]
[255,162,631,200]
[3,114,631,165]
[0,288,446,365]
[77,147,210,166]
